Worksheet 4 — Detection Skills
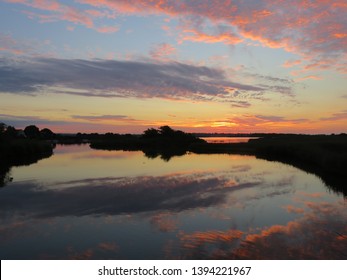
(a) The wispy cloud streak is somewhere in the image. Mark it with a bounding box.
[0,58,266,101]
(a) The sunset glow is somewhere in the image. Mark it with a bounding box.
[1,0,346,133]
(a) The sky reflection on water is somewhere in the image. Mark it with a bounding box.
[0,145,346,259]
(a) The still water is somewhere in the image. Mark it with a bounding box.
[0,144,346,259]
[201,137,258,143]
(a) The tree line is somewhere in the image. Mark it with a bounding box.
[0,123,55,140]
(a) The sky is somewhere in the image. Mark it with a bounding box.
[0,0,346,134]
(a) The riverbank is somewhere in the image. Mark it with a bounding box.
[190,134,347,196]
[191,134,346,174]
[0,139,54,187]
[0,139,54,163]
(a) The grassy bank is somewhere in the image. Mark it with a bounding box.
[190,134,347,196]
[192,134,347,175]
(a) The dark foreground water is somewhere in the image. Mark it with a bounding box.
[0,144,346,259]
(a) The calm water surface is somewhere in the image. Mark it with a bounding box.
[0,144,346,259]
[201,137,258,143]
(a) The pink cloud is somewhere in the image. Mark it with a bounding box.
[150,43,176,60]
[75,0,347,74]
[5,0,118,33]
[66,26,75,31]
[6,0,62,12]
[95,26,119,33]
[284,205,305,214]
[295,75,323,81]
[0,32,56,57]
[180,28,243,45]
[85,9,117,19]
[7,0,347,74]
[282,59,302,68]
[320,110,347,121]
[0,33,24,55]
[229,114,309,127]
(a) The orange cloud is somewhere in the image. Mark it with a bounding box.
[334,33,347,39]
[295,75,323,81]
[282,59,302,68]
[191,113,318,133]
[180,28,243,45]
[173,199,346,259]
[283,205,305,214]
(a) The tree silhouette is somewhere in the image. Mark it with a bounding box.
[159,125,175,136]
[40,128,55,139]
[5,126,17,138]
[143,128,160,138]
[24,125,40,139]
[0,123,6,135]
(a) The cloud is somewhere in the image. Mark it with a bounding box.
[0,33,25,55]
[94,26,119,33]
[4,0,118,33]
[71,114,137,122]
[76,0,347,74]
[229,100,251,108]
[0,57,265,101]
[0,113,70,127]
[320,110,347,121]
[283,205,305,214]
[295,75,323,81]
[150,43,176,60]
[0,33,56,57]
[178,19,243,45]
[283,59,302,68]
[227,114,309,128]
[6,1,345,74]
[0,174,260,218]
[186,113,312,133]
[0,113,152,133]
[172,200,346,259]
[150,213,178,232]
[181,29,242,45]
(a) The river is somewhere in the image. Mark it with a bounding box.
[201,137,259,143]
[0,144,345,259]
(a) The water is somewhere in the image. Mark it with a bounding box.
[0,144,346,259]
[201,137,259,143]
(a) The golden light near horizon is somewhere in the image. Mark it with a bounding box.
[210,122,237,128]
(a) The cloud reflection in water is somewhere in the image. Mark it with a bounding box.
[172,200,347,259]
[0,173,261,218]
